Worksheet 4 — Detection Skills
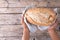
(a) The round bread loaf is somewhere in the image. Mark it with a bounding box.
[25,8,57,26]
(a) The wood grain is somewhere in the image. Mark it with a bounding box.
[0,0,59,40]
[0,25,23,36]
[0,8,25,13]
[0,14,22,25]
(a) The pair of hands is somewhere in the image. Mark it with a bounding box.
[21,16,58,32]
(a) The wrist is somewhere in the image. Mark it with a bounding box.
[48,29,57,34]
[48,28,56,32]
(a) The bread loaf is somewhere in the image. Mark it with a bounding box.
[25,8,57,26]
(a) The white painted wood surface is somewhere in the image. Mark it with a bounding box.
[0,0,60,40]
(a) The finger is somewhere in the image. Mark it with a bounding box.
[50,19,58,26]
[53,21,58,27]
[54,20,58,25]
[21,15,27,26]
[22,14,25,22]
[51,21,58,28]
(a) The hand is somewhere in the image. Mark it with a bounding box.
[48,20,58,32]
[21,16,30,40]
[47,20,60,40]
[21,15,28,29]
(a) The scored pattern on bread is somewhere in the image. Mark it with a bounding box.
[25,8,56,26]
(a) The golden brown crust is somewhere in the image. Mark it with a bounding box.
[25,8,56,26]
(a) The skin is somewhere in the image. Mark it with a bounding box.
[21,16,60,40]
[21,16,30,40]
[48,21,60,40]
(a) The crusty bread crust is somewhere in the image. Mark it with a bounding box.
[25,8,56,26]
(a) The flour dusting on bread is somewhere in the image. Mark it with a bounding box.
[25,8,56,26]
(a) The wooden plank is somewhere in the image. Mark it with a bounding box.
[0,37,6,40]
[0,7,60,14]
[0,14,22,25]
[4,37,22,40]
[7,0,20,3]
[9,1,47,7]
[0,0,47,7]
[47,0,60,2]
[35,35,51,40]
[0,8,25,13]
[0,36,22,40]
[47,2,60,7]
[57,9,60,23]
[0,0,60,7]
[20,0,47,1]
[0,8,54,13]
[0,36,35,40]
[0,8,55,13]
[0,25,23,36]
[8,1,60,8]
[0,0,8,7]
